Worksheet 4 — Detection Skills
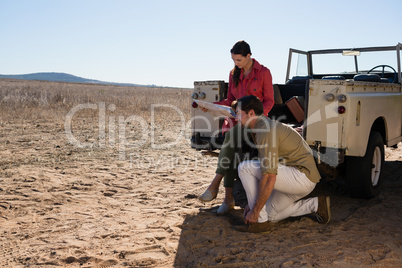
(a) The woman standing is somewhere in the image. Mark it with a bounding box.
[199,40,275,215]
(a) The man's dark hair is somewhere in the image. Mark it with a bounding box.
[232,95,264,116]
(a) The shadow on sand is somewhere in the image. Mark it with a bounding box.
[174,160,402,267]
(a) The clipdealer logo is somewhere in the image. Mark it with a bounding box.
[64,100,344,167]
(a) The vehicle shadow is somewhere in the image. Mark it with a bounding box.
[308,159,402,222]
[173,160,402,266]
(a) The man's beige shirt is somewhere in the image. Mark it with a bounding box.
[251,116,321,183]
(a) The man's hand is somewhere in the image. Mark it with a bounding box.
[243,205,250,219]
[243,173,276,225]
[244,205,260,224]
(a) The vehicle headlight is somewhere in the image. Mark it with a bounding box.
[338,94,347,103]
[326,93,335,102]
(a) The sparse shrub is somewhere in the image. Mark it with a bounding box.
[0,79,192,123]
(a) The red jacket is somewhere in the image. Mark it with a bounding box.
[216,58,274,116]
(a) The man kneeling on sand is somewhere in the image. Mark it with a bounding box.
[232,95,330,233]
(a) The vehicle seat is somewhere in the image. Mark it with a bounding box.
[273,84,283,105]
[286,76,313,85]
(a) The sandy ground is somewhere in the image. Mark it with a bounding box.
[0,107,401,267]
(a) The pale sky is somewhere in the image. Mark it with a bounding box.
[1,0,401,88]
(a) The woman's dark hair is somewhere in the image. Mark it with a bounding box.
[232,95,264,116]
[230,41,252,87]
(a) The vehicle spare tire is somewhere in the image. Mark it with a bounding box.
[345,131,384,198]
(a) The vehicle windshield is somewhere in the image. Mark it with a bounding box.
[287,45,401,83]
[312,50,398,75]
[289,53,308,77]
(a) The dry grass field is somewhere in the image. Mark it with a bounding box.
[0,78,401,267]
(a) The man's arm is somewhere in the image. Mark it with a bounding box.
[245,173,276,224]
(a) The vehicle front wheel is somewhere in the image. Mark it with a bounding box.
[345,131,384,198]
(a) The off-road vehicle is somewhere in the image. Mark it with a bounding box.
[191,43,402,198]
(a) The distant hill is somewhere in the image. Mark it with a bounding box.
[0,72,157,87]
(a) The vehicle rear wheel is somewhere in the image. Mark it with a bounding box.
[345,131,384,198]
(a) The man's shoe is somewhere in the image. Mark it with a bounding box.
[216,201,235,216]
[199,189,218,202]
[316,196,331,224]
[233,221,271,233]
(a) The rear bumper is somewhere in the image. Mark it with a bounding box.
[310,146,346,179]
[191,132,224,150]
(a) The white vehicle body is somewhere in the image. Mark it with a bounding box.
[306,79,401,161]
